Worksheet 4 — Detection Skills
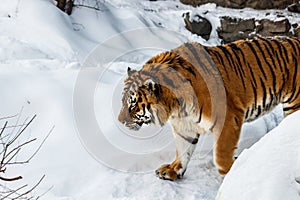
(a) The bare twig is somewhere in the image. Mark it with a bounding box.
[74,4,102,11]
[1,184,28,199]
[0,175,22,182]
[5,138,37,161]
[0,114,18,121]
[0,121,8,138]
[0,113,51,199]
[14,175,45,199]
[31,125,53,160]
[8,115,36,146]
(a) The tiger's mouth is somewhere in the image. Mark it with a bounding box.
[124,122,143,131]
[124,120,151,131]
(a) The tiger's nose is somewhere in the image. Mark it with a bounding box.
[118,115,125,124]
[118,109,127,124]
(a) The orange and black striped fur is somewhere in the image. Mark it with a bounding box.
[118,37,300,180]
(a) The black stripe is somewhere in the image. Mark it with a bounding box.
[140,70,154,78]
[286,38,298,55]
[293,39,300,54]
[251,80,258,109]
[245,108,250,119]
[209,49,225,66]
[248,63,258,88]
[142,104,146,115]
[267,88,274,110]
[285,87,300,104]
[171,65,197,80]
[162,73,176,88]
[249,104,255,117]
[272,39,290,80]
[256,105,262,118]
[169,53,198,77]
[259,38,280,92]
[276,39,290,63]
[292,55,298,85]
[148,108,156,124]
[282,55,298,102]
[283,103,300,112]
[184,43,209,73]
[202,47,219,72]
[290,88,300,103]
[177,133,199,144]
[274,50,286,94]
[169,69,194,92]
[209,50,229,78]
[259,77,267,108]
[259,41,278,94]
[289,55,299,102]
[227,43,246,89]
[185,66,197,77]
[210,117,218,132]
[253,40,275,76]
[245,41,267,79]
[259,37,275,54]
[196,106,203,123]
[217,46,240,77]
[228,43,246,76]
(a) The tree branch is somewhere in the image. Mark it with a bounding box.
[0,113,51,199]
[0,175,22,182]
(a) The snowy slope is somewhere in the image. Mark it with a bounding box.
[0,0,298,199]
[217,110,300,200]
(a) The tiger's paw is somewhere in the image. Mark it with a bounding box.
[155,162,184,181]
[215,158,233,176]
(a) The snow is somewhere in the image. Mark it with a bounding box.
[217,110,300,200]
[0,0,299,199]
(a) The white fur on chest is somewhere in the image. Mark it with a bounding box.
[169,115,211,135]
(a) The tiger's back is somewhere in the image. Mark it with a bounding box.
[204,37,300,120]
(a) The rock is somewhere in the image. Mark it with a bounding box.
[292,23,298,28]
[220,17,255,33]
[288,2,300,13]
[183,12,212,40]
[217,17,255,43]
[256,18,291,36]
[180,0,297,9]
[294,26,300,38]
[215,17,293,43]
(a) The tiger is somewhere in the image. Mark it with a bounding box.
[118,36,300,181]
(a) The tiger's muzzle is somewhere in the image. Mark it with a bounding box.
[118,107,142,131]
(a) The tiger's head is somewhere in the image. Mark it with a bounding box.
[118,67,161,131]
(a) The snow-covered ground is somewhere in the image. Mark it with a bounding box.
[0,0,299,199]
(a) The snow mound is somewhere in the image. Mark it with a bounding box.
[217,110,300,200]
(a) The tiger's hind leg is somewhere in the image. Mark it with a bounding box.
[214,112,243,175]
[155,130,199,181]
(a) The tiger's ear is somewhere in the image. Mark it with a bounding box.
[127,67,136,76]
[144,79,159,97]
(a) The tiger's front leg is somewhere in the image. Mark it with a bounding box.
[155,131,199,181]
